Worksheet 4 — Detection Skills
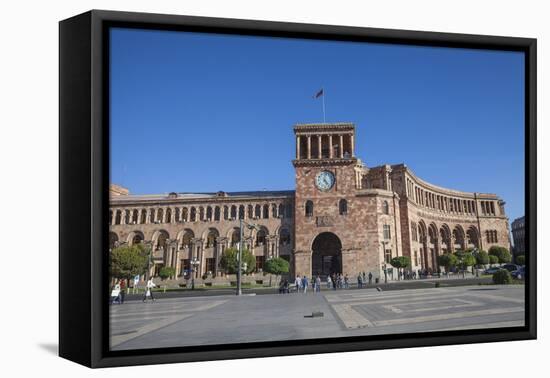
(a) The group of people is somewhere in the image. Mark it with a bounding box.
[110,278,157,304]
[356,271,374,288]
[278,272,377,294]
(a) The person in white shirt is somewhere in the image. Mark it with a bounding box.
[295,275,302,293]
[142,278,157,302]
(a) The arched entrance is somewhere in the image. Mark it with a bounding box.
[311,232,342,277]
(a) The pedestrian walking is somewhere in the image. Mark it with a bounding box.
[368,272,373,285]
[315,276,321,293]
[326,275,332,289]
[119,279,126,304]
[143,278,156,302]
[344,274,349,289]
[332,274,337,290]
[302,275,309,294]
[295,275,302,293]
[110,281,121,304]
[357,273,363,289]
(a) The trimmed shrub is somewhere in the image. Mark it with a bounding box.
[492,269,512,285]
[488,246,512,264]
[516,255,525,265]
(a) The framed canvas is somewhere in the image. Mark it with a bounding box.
[59,10,536,368]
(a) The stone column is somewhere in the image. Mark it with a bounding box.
[307,136,311,159]
[329,134,333,158]
[296,136,300,159]
[121,209,126,225]
[317,135,322,159]
[339,134,344,158]
[351,133,355,157]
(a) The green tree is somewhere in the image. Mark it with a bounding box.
[474,250,489,267]
[390,256,411,280]
[488,246,512,264]
[219,247,256,275]
[456,252,476,277]
[109,244,150,285]
[263,257,290,286]
[515,255,525,265]
[437,253,458,274]
[488,255,499,266]
[158,266,176,280]
[492,269,512,284]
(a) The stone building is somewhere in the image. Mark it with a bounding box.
[511,216,526,258]
[109,122,511,283]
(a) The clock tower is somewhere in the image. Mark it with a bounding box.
[292,123,364,278]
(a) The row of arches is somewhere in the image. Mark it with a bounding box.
[109,226,293,251]
[109,202,293,226]
[109,226,293,279]
[411,220,481,271]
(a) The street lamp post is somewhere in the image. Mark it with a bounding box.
[237,219,259,296]
[143,241,153,282]
[471,247,479,277]
[190,257,199,290]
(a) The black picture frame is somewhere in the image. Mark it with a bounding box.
[59,9,537,368]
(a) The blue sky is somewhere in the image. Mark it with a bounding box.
[110,28,525,223]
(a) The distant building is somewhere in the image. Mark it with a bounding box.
[109,122,511,284]
[511,216,526,257]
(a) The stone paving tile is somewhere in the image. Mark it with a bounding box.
[110,286,525,351]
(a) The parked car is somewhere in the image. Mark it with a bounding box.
[483,267,502,274]
[512,266,526,279]
[501,264,520,272]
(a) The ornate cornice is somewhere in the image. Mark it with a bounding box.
[293,122,355,133]
[292,158,357,167]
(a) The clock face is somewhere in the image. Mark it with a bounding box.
[315,171,335,191]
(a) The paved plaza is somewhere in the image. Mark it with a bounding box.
[110,285,525,351]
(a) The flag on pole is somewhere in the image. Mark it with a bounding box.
[313,88,324,99]
[313,88,326,122]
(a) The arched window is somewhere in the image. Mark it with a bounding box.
[222,206,228,220]
[131,233,143,245]
[114,210,121,225]
[278,203,285,218]
[230,228,240,247]
[239,205,245,220]
[305,200,314,217]
[230,205,237,219]
[382,200,389,215]
[157,208,164,223]
[247,204,254,219]
[214,206,220,221]
[206,228,218,248]
[263,204,269,219]
[339,199,348,215]
[256,228,267,246]
[254,204,261,219]
[206,206,213,220]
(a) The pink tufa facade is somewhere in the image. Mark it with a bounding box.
[109,122,511,284]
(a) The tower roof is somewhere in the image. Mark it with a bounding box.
[293,122,355,134]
